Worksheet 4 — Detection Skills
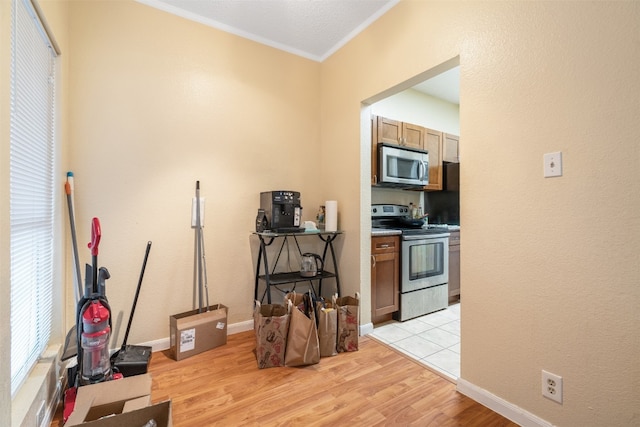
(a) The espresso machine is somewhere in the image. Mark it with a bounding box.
[259,191,303,232]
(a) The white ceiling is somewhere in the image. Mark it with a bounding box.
[140,0,399,62]
[138,0,459,104]
[412,68,459,105]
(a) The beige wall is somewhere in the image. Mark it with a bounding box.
[322,1,639,426]
[64,0,324,346]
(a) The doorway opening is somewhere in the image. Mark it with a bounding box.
[362,56,461,382]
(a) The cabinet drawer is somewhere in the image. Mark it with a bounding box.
[372,235,399,254]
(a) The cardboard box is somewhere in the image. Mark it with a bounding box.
[66,374,153,425]
[71,401,172,427]
[170,304,228,361]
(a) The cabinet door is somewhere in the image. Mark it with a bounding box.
[401,122,424,150]
[372,252,399,317]
[443,133,460,163]
[371,236,399,321]
[376,116,402,145]
[424,128,443,191]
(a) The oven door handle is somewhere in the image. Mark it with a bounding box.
[402,235,427,242]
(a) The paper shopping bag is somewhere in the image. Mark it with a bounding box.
[335,293,360,352]
[254,300,290,369]
[316,300,337,357]
[284,292,320,366]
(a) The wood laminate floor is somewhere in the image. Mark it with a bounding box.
[51,331,517,426]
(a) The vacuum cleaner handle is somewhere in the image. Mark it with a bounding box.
[88,217,101,256]
[88,217,101,294]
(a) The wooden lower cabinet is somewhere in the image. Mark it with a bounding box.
[371,235,400,324]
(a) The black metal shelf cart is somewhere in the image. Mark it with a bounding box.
[253,230,342,304]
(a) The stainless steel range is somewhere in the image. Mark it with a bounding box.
[372,204,450,321]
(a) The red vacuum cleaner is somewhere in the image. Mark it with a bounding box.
[77,217,113,385]
[63,217,117,422]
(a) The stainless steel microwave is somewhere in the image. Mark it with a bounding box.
[378,143,429,188]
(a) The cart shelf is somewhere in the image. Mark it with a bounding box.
[256,270,337,286]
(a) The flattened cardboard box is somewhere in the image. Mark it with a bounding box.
[66,374,154,425]
[170,304,228,361]
[72,401,172,427]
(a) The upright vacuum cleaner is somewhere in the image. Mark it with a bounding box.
[76,217,113,385]
[63,217,115,421]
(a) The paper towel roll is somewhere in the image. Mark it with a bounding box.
[325,200,338,232]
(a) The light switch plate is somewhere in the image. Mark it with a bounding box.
[544,152,563,177]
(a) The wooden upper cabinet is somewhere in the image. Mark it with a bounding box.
[443,133,460,163]
[376,116,402,145]
[424,128,443,191]
[375,116,424,150]
[401,122,424,150]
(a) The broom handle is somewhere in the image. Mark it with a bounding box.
[121,241,152,350]
[65,172,83,303]
[196,181,203,312]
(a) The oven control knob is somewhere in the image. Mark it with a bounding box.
[372,207,377,214]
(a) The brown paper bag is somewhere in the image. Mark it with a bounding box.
[316,301,337,357]
[335,293,360,352]
[284,292,320,366]
[254,300,290,369]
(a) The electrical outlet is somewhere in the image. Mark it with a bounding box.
[542,370,563,404]
[543,152,563,177]
[191,197,205,227]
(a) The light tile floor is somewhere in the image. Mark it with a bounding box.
[368,302,460,382]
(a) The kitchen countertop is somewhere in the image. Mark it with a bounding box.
[371,228,402,237]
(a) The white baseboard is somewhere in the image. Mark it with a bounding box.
[456,378,554,427]
[228,319,254,335]
[360,322,374,336]
[142,318,255,352]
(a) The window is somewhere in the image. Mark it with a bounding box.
[10,0,58,396]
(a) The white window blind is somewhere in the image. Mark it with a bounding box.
[10,0,57,396]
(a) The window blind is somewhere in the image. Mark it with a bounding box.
[10,0,57,396]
